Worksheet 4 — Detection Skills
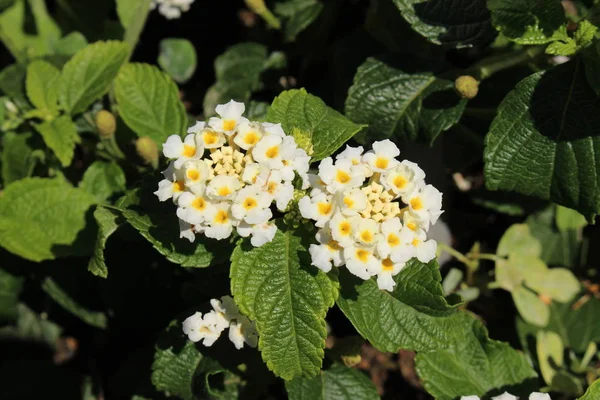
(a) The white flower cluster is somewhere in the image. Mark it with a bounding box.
[182,295,258,349]
[155,100,310,247]
[299,140,443,292]
[151,0,194,19]
[462,392,551,400]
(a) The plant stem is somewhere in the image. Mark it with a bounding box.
[438,243,472,267]
[469,47,545,80]
[474,253,503,262]
[245,0,281,29]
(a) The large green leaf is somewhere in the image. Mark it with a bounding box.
[158,38,197,84]
[285,363,379,400]
[345,56,466,145]
[266,89,365,161]
[487,0,565,44]
[79,161,126,202]
[58,41,129,115]
[484,59,600,220]
[391,0,496,48]
[415,312,537,400]
[25,60,60,114]
[114,63,187,145]
[230,228,339,380]
[274,0,324,42]
[0,267,23,324]
[1,131,42,185]
[580,378,600,399]
[336,258,458,353]
[33,115,80,167]
[0,178,97,262]
[87,206,122,279]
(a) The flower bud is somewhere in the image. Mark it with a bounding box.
[454,75,479,99]
[96,110,116,139]
[136,137,159,167]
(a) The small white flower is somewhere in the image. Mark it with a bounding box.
[210,295,240,326]
[182,312,204,342]
[318,157,365,193]
[179,219,196,243]
[208,100,248,135]
[204,203,236,240]
[182,311,223,346]
[402,210,428,233]
[329,212,359,247]
[162,134,204,169]
[362,140,399,172]
[343,245,378,280]
[229,315,258,349]
[492,393,518,400]
[377,217,403,259]
[241,163,264,185]
[308,228,343,272]
[382,160,425,200]
[281,148,310,184]
[233,121,264,150]
[177,192,214,225]
[260,170,294,210]
[252,135,285,169]
[354,218,381,248]
[298,193,336,228]
[336,145,364,166]
[231,185,273,224]
[261,122,285,137]
[237,221,278,247]
[206,175,242,200]
[182,159,210,192]
[375,257,405,292]
[407,184,443,226]
[155,178,186,202]
[337,187,367,216]
[530,393,551,400]
[399,228,437,263]
[197,128,226,149]
[308,173,328,197]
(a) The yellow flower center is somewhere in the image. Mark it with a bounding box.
[356,249,369,263]
[192,197,206,211]
[214,210,229,224]
[187,170,200,181]
[339,221,351,236]
[317,202,332,215]
[406,222,417,231]
[393,175,407,189]
[218,186,231,197]
[375,157,389,169]
[222,119,236,131]
[326,240,341,251]
[267,182,278,195]
[360,230,374,243]
[387,233,400,247]
[410,197,423,211]
[183,144,196,157]
[244,131,260,145]
[382,258,394,271]
[343,196,354,208]
[173,180,185,192]
[412,238,420,247]
[265,146,280,159]
[243,197,258,210]
[204,131,220,145]
[336,170,350,184]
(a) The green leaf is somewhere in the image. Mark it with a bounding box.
[33,115,80,167]
[58,41,129,115]
[548,299,600,353]
[496,224,542,258]
[158,38,197,84]
[0,0,15,12]
[537,330,563,384]
[114,63,187,145]
[1,131,41,185]
[336,258,458,353]
[487,0,565,44]
[54,32,88,56]
[79,161,126,202]
[0,267,23,324]
[484,59,600,220]
[0,303,61,349]
[285,363,379,400]
[267,89,365,161]
[274,0,324,42]
[512,285,549,327]
[116,0,138,27]
[230,228,339,380]
[0,63,31,110]
[527,268,580,303]
[41,277,107,329]
[555,205,588,231]
[415,311,537,400]
[26,60,60,114]
[580,378,600,399]
[527,206,581,267]
[0,178,97,262]
[87,206,122,279]
[117,180,225,267]
[391,0,496,48]
[345,57,466,145]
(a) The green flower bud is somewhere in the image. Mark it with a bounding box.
[291,127,314,156]
[454,75,479,100]
[136,137,159,168]
[96,110,116,139]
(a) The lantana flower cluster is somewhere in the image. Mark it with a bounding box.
[151,0,194,19]
[462,392,551,400]
[182,295,258,349]
[299,140,443,292]
[154,100,310,247]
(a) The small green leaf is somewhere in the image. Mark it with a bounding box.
[116,0,139,27]
[230,228,339,380]
[158,38,197,84]
[54,32,88,56]
[527,268,580,303]
[0,303,61,349]
[496,224,542,258]
[487,0,565,44]
[79,161,126,202]
[58,41,129,115]
[87,206,122,279]
[336,258,458,353]
[512,285,549,327]
[555,205,587,232]
[0,63,31,110]
[484,59,600,220]
[285,363,379,400]
[267,89,365,161]
[41,277,107,329]
[114,63,187,145]
[274,0,324,42]
[152,339,203,400]
[546,26,578,56]
[545,299,600,353]
[495,258,524,292]
[26,60,60,113]
[415,311,537,400]
[537,330,564,385]
[580,378,600,399]
[527,206,581,267]
[0,267,23,325]
[345,56,466,145]
[1,131,42,185]
[0,178,97,262]
[33,115,80,167]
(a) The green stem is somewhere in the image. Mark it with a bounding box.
[469,47,545,80]
[245,0,281,29]
[474,253,503,262]
[438,243,474,267]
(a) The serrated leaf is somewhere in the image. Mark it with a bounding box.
[484,59,600,220]
[79,161,126,202]
[41,277,107,329]
[285,363,379,400]
[527,206,581,267]
[487,0,565,44]
[274,0,324,42]
[336,258,458,353]
[0,267,23,324]
[88,206,122,279]
[345,56,466,145]
[555,205,587,232]
[114,63,187,145]
[266,89,365,161]
[158,38,197,84]
[230,228,339,380]
[33,115,80,167]
[1,131,41,185]
[117,180,226,267]
[580,378,600,399]
[391,0,496,48]
[58,41,129,115]
[512,285,549,327]
[152,340,203,400]
[0,178,97,262]
[537,330,563,384]
[415,311,537,400]
[0,303,61,349]
[26,60,60,113]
